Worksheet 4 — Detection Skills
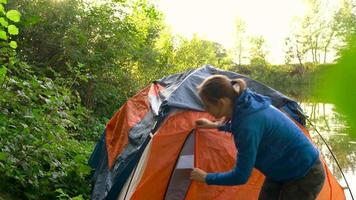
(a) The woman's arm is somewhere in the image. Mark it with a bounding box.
[205,128,262,185]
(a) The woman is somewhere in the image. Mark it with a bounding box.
[190,75,325,200]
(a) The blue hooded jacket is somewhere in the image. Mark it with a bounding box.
[205,89,319,185]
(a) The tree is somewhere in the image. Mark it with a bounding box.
[332,0,356,57]
[284,0,354,65]
[172,35,233,71]
[233,18,247,66]
[249,35,269,66]
[10,0,166,117]
[284,35,309,67]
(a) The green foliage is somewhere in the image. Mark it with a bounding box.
[315,35,356,137]
[11,0,165,117]
[9,40,17,48]
[6,9,21,22]
[0,65,6,83]
[0,4,11,66]
[0,30,6,39]
[0,2,102,199]
[249,35,269,66]
[0,60,97,199]
[0,17,8,26]
[168,35,233,72]
[7,24,18,35]
[0,0,18,84]
[56,189,84,200]
[231,63,321,101]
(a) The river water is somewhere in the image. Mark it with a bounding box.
[301,103,355,199]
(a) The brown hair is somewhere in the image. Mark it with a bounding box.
[197,75,247,103]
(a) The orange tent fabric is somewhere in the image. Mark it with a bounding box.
[130,110,345,200]
[105,84,163,168]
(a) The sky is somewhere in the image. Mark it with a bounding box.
[155,0,337,64]
[85,0,341,64]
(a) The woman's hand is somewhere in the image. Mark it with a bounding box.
[195,118,219,129]
[190,168,207,183]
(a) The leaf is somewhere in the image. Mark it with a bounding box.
[0,152,7,160]
[72,195,84,200]
[6,10,21,22]
[0,0,7,4]
[7,24,19,35]
[24,192,37,200]
[9,40,17,49]
[0,65,7,83]
[74,155,84,163]
[0,30,7,40]
[0,4,4,13]
[23,15,40,27]
[0,17,8,27]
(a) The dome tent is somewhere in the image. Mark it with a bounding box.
[88,65,345,200]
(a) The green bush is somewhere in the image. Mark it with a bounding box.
[0,2,101,199]
[0,60,98,199]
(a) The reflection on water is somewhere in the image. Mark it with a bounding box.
[301,103,356,199]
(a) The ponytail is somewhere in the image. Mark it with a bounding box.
[231,78,247,97]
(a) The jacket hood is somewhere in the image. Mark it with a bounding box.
[234,89,271,117]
